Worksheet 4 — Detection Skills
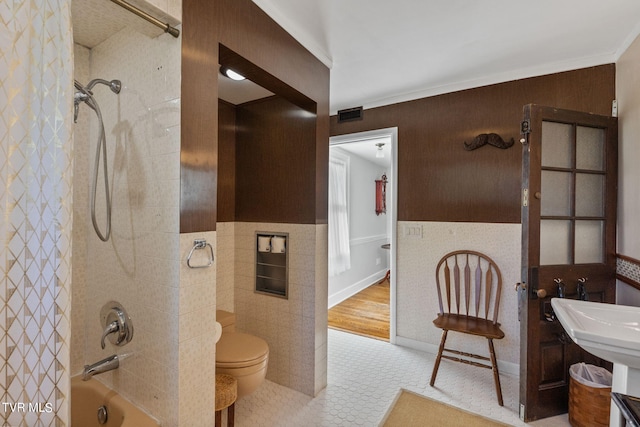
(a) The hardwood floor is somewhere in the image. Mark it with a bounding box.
[328,278,390,341]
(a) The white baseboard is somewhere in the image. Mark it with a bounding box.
[394,336,520,378]
[328,269,387,308]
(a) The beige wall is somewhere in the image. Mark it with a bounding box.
[616,34,640,305]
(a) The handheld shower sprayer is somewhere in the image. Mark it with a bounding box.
[86,78,122,94]
[74,79,121,122]
[73,77,122,242]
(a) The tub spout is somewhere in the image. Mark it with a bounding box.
[83,354,119,381]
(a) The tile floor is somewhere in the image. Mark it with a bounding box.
[232,329,571,426]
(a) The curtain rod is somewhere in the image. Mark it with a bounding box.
[110,0,180,38]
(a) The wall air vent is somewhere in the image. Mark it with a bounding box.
[337,106,363,123]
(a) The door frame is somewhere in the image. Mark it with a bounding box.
[329,127,399,343]
[519,104,618,421]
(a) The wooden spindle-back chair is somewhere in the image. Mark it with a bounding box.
[430,250,505,406]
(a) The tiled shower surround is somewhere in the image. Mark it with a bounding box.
[71,23,218,426]
[217,222,329,397]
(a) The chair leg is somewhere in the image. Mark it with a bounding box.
[215,410,221,427]
[488,338,503,406]
[430,330,448,386]
[228,402,235,427]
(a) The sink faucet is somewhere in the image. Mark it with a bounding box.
[554,278,566,298]
[576,277,588,301]
[83,354,119,381]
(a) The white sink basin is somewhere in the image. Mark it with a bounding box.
[551,298,640,369]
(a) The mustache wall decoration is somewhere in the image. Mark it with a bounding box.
[464,133,515,151]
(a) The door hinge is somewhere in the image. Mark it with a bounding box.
[522,188,529,207]
[520,120,530,145]
[519,403,525,420]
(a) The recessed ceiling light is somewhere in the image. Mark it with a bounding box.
[220,66,246,81]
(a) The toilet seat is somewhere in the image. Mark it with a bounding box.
[216,332,269,368]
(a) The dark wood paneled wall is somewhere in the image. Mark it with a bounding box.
[217,100,236,222]
[181,0,330,232]
[330,65,616,223]
[235,97,316,223]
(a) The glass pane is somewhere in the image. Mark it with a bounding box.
[576,126,605,171]
[575,173,604,217]
[542,121,572,168]
[541,171,572,216]
[540,220,571,265]
[575,220,604,263]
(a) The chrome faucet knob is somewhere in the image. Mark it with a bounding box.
[576,277,588,301]
[99,302,133,349]
[100,320,120,350]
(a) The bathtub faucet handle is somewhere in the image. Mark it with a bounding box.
[99,301,134,349]
[101,320,120,350]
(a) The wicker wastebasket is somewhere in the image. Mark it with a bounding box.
[568,364,612,427]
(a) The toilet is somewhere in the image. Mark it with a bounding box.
[215,310,269,399]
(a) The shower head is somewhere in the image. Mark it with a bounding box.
[109,80,122,94]
[86,78,122,94]
[73,77,122,123]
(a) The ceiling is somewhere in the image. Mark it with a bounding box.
[73,1,640,115]
[333,136,392,169]
[252,0,640,113]
[218,70,274,105]
[72,0,180,49]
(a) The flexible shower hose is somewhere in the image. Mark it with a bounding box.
[81,89,112,242]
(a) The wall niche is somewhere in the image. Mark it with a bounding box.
[217,44,318,224]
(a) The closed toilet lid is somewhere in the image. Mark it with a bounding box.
[216,332,269,364]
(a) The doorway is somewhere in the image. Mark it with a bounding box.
[327,128,398,343]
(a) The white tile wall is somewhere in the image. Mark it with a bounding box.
[72,24,183,426]
[178,232,217,426]
[314,224,329,395]
[396,221,522,370]
[71,43,91,376]
[227,222,328,397]
[216,222,236,312]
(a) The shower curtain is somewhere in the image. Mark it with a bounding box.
[328,153,351,276]
[1,1,73,425]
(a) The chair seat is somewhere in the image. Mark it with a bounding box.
[215,374,237,411]
[433,313,504,340]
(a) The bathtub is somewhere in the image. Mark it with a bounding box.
[71,376,159,427]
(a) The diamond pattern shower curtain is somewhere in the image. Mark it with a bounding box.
[1,1,73,425]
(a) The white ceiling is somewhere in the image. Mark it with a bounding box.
[72,0,180,49]
[252,0,640,113]
[333,136,392,169]
[73,1,640,115]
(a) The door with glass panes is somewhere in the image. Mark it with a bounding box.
[518,105,617,422]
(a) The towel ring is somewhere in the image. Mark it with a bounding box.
[186,239,214,268]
